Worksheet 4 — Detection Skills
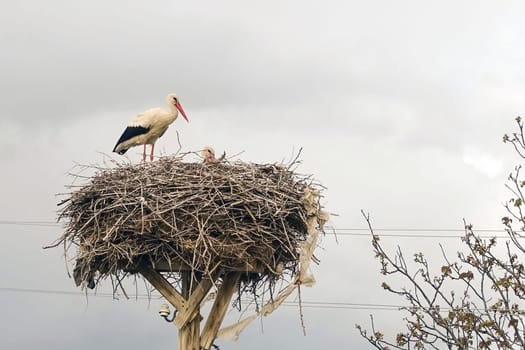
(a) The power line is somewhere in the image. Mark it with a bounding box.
[331,233,514,239]
[0,220,506,232]
[0,286,414,311]
[332,227,506,232]
[3,286,525,313]
[1,220,519,239]
[0,220,59,227]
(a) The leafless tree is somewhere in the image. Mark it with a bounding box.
[357,117,525,350]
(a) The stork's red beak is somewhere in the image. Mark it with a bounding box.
[175,102,189,122]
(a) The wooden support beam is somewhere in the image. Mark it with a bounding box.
[200,273,241,350]
[175,276,214,328]
[138,264,185,310]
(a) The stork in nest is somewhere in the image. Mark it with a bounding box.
[201,146,226,163]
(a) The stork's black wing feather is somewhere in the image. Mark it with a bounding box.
[113,126,150,154]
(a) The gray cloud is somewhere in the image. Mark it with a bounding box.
[2,1,525,349]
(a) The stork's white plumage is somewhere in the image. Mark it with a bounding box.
[113,93,189,161]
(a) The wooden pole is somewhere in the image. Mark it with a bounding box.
[178,271,201,350]
[174,277,214,328]
[138,263,245,350]
[200,273,241,350]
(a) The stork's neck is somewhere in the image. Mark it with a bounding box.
[166,103,179,121]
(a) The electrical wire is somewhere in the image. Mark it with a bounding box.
[0,286,410,311]
[0,220,506,231]
[0,220,518,239]
[3,286,524,313]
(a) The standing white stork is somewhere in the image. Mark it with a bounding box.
[113,93,189,161]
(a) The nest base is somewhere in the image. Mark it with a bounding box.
[124,257,263,274]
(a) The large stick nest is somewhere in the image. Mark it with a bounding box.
[53,155,326,292]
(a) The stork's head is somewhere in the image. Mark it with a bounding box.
[201,146,217,163]
[167,93,189,122]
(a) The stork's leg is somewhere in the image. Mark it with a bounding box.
[150,143,155,162]
[142,144,147,162]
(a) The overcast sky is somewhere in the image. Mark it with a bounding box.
[2,1,525,349]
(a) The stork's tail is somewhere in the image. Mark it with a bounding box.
[112,143,128,155]
[113,126,150,155]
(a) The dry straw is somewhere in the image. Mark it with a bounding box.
[51,154,326,303]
